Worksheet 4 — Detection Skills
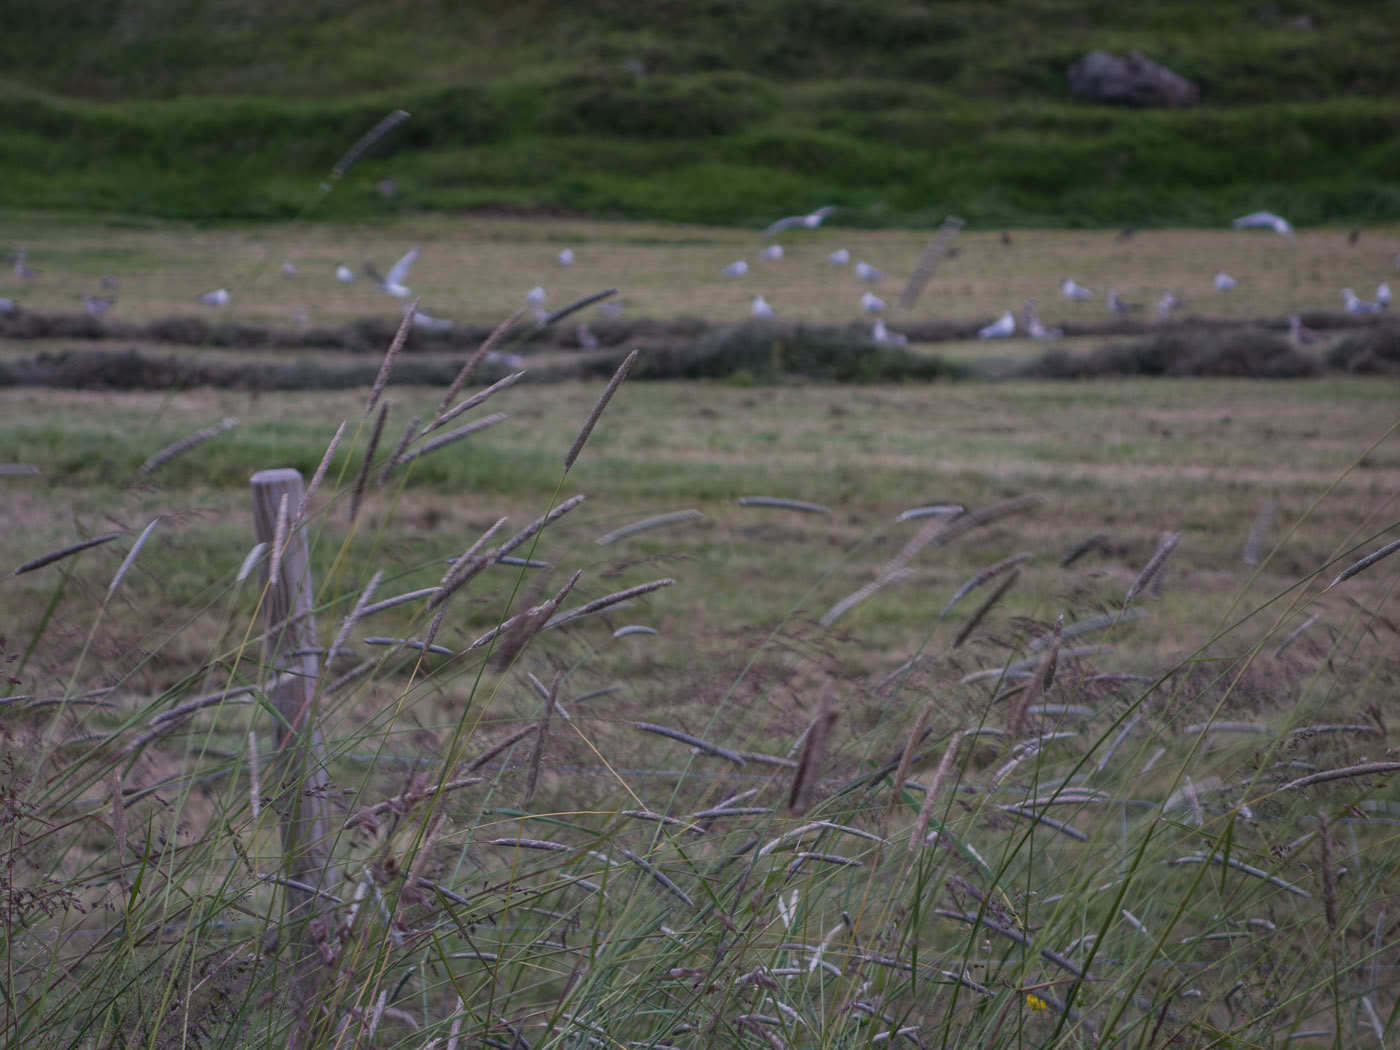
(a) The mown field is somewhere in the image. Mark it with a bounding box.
[3,214,1400,1047]
[3,209,1397,331]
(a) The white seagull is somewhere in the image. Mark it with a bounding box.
[1232,211,1293,237]
[721,259,749,277]
[751,295,775,318]
[1214,272,1237,292]
[366,248,419,298]
[557,248,575,267]
[335,264,356,284]
[1061,278,1094,301]
[854,260,884,282]
[1022,301,1061,341]
[1376,283,1392,308]
[1341,288,1383,315]
[412,309,454,333]
[83,294,113,318]
[0,297,16,314]
[575,322,600,349]
[1106,289,1139,315]
[762,205,840,237]
[828,248,851,266]
[759,244,784,261]
[871,319,907,345]
[860,291,886,314]
[12,248,38,279]
[526,285,547,308]
[199,288,230,307]
[1155,291,1182,322]
[1287,314,1321,345]
[977,311,1016,339]
[281,261,299,278]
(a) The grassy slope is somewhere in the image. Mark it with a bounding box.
[3,0,1399,226]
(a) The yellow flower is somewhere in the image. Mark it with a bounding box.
[1025,994,1049,1012]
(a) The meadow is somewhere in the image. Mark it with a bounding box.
[3,205,1400,1048]
[4,2,1400,227]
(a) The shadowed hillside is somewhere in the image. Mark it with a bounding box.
[2,1,1398,226]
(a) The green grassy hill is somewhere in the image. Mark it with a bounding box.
[4,0,1399,227]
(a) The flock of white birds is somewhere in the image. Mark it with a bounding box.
[2,207,1394,349]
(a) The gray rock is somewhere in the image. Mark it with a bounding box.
[1067,50,1201,108]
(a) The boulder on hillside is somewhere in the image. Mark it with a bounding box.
[1067,50,1201,108]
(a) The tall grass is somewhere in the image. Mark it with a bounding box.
[3,309,1398,1048]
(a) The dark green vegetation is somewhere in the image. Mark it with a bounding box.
[4,1,1400,226]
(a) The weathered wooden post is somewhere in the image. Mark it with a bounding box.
[250,468,335,1032]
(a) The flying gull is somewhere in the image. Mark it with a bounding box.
[762,205,840,238]
[364,247,419,298]
[1232,211,1293,237]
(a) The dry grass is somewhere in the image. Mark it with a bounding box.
[1,211,1397,330]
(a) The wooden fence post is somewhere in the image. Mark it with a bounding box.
[251,468,335,1032]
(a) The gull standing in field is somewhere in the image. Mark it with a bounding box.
[1232,211,1293,237]
[1287,314,1322,345]
[82,294,113,318]
[1341,287,1384,315]
[1061,278,1094,301]
[1214,272,1237,292]
[751,295,775,318]
[828,248,851,265]
[575,322,600,349]
[1376,282,1392,309]
[335,263,357,284]
[0,297,16,314]
[978,311,1015,339]
[199,288,230,307]
[860,291,886,314]
[721,259,749,277]
[364,247,419,299]
[12,248,38,279]
[1106,289,1140,315]
[762,205,840,237]
[525,285,548,322]
[557,248,575,267]
[759,244,784,261]
[871,319,907,345]
[1021,301,1061,341]
[281,261,299,278]
[854,260,883,282]
[1155,290,1183,322]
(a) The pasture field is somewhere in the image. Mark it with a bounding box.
[3,209,1399,331]
[2,219,1400,1048]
